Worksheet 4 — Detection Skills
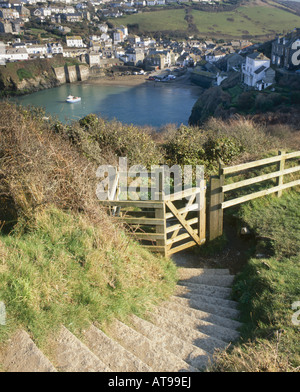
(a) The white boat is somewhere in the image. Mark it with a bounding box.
[66,95,81,103]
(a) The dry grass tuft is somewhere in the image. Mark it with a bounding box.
[0,102,109,229]
[210,333,300,372]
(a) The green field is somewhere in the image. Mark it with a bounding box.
[110,4,300,39]
[191,5,300,38]
[113,8,188,32]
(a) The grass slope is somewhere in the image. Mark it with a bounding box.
[0,207,177,346]
[0,103,177,349]
[211,191,300,371]
[112,8,188,33]
[191,5,300,38]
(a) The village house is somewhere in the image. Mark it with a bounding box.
[5,47,29,61]
[99,23,108,33]
[87,51,101,67]
[0,20,12,33]
[242,52,275,91]
[113,29,124,44]
[144,49,173,70]
[125,47,144,66]
[66,36,84,48]
[144,53,162,70]
[63,46,87,58]
[26,43,48,56]
[61,13,82,23]
[118,25,128,37]
[225,52,245,71]
[205,50,226,63]
[0,8,19,19]
[33,7,51,17]
[127,34,141,46]
[0,40,5,64]
[47,42,63,55]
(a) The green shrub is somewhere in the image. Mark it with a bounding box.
[291,91,300,104]
[237,91,255,111]
[163,126,206,167]
[17,68,33,81]
[203,136,244,164]
[57,115,164,168]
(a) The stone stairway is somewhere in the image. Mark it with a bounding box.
[1,268,241,372]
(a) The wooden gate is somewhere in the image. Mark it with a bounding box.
[99,169,206,257]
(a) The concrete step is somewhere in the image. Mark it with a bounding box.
[107,319,198,372]
[129,314,211,371]
[146,310,228,354]
[175,289,238,310]
[2,330,56,373]
[53,326,111,372]
[179,268,230,279]
[156,305,240,343]
[176,282,232,300]
[83,325,152,372]
[173,294,240,320]
[179,274,234,287]
[167,297,242,330]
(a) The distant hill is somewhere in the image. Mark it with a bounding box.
[109,1,300,40]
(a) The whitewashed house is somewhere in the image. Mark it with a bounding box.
[26,44,48,56]
[47,42,64,55]
[113,30,124,44]
[0,41,6,64]
[5,47,29,61]
[119,25,128,38]
[99,23,108,33]
[205,50,226,63]
[66,36,84,48]
[242,52,275,90]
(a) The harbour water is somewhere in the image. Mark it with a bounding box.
[13,81,201,128]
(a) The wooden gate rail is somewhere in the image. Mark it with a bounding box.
[99,170,206,257]
[208,150,300,241]
[99,150,299,255]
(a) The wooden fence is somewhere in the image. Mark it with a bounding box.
[208,150,300,241]
[100,171,206,257]
[99,150,300,256]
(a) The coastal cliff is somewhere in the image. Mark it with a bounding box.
[0,57,89,97]
[189,71,300,126]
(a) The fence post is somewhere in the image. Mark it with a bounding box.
[208,160,225,241]
[155,170,167,257]
[277,150,285,197]
[198,178,206,244]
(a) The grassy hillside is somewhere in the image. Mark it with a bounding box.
[0,102,299,370]
[190,5,300,39]
[0,103,177,348]
[210,191,300,371]
[110,2,300,39]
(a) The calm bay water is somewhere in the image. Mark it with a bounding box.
[13,81,201,127]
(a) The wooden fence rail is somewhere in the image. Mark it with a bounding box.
[99,150,299,256]
[99,170,206,257]
[208,150,300,241]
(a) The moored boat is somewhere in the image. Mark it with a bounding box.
[66,95,81,103]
